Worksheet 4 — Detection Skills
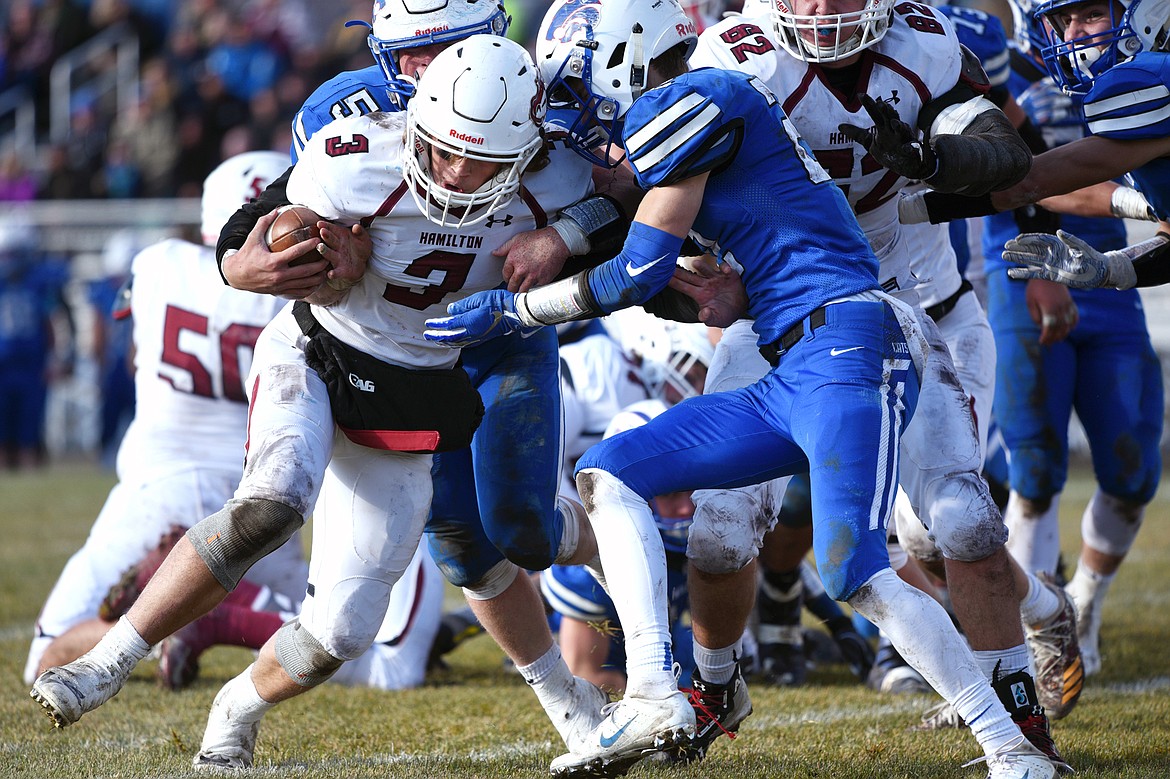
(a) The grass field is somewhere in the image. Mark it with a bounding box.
[2,462,1168,778]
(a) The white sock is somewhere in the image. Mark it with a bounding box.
[231,666,275,723]
[517,642,564,688]
[972,645,1033,681]
[1018,572,1061,627]
[1005,491,1062,575]
[951,680,1022,757]
[1066,560,1115,622]
[581,469,675,699]
[849,569,1018,755]
[88,615,152,671]
[693,640,740,686]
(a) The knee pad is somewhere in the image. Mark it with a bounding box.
[188,498,303,590]
[922,473,1007,562]
[689,484,778,575]
[893,491,943,565]
[1082,490,1146,557]
[462,559,520,601]
[274,618,345,688]
[554,496,588,565]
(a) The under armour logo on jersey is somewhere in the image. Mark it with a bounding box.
[485,214,514,228]
[883,91,901,105]
[349,373,375,392]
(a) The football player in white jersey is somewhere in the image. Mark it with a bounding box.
[689,0,1078,767]
[22,152,306,684]
[31,38,604,771]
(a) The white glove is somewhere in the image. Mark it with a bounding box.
[1004,229,1137,290]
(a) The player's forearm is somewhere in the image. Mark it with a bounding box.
[928,105,1031,195]
[1037,182,1120,219]
[995,135,1170,211]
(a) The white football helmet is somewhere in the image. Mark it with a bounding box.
[358,0,510,108]
[404,36,545,228]
[772,0,896,63]
[604,308,713,403]
[200,151,290,246]
[535,0,698,167]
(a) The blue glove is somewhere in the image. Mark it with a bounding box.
[424,288,540,347]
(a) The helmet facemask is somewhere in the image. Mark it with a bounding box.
[1036,0,1142,93]
[772,0,896,63]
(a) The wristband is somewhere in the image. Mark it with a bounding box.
[1110,186,1157,221]
[549,218,591,256]
[515,273,602,326]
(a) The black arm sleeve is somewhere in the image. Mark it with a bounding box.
[214,167,293,283]
[1132,233,1170,288]
[927,108,1032,196]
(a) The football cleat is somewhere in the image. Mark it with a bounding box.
[549,692,695,778]
[990,668,1073,775]
[193,676,262,771]
[1024,572,1084,719]
[966,737,1058,779]
[31,653,133,729]
[157,620,209,691]
[1015,708,1074,775]
[557,676,611,755]
[866,639,931,695]
[677,666,753,763]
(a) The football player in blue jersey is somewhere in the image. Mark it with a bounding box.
[979,0,1164,680]
[425,2,1060,777]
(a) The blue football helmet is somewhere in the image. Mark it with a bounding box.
[1034,0,1168,93]
[348,0,510,108]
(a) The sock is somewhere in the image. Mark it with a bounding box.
[693,641,739,686]
[758,567,803,646]
[207,604,285,649]
[1066,559,1115,612]
[90,615,153,670]
[1019,572,1061,627]
[1005,491,1063,575]
[973,646,1033,683]
[583,470,675,698]
[951,679,1023,756]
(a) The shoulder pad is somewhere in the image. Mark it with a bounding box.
[623,72,744,188]
[1084,55,1170,141]
[958,45,991,94]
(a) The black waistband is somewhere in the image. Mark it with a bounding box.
[924,278,973,323]
[759,305,828,367]
[292,300,322,338]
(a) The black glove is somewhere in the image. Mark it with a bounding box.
[1012,202,1061,236]
[839,94,938,181]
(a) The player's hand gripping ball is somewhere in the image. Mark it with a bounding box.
[265,205,323,264]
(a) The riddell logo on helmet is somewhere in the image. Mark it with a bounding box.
[450,129,485,145]
[676,20,697,37]
[416,24,450,35]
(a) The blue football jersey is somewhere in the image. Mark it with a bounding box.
[290,65,398,161]
[1081,52,1170,219]
[938,5,1011,88]
[620,67,879,345]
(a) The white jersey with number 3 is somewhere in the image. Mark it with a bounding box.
[286,111,593,369]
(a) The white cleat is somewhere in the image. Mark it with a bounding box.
[193,680,262,771]
[30,656,132,729]
[549,691,695,778]
[555,676,611,754]
[1025,573,1084,719]
[968,738,1058,779]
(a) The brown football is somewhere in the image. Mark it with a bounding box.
[265,205,322,261]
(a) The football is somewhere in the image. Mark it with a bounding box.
[265,205,322,258]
